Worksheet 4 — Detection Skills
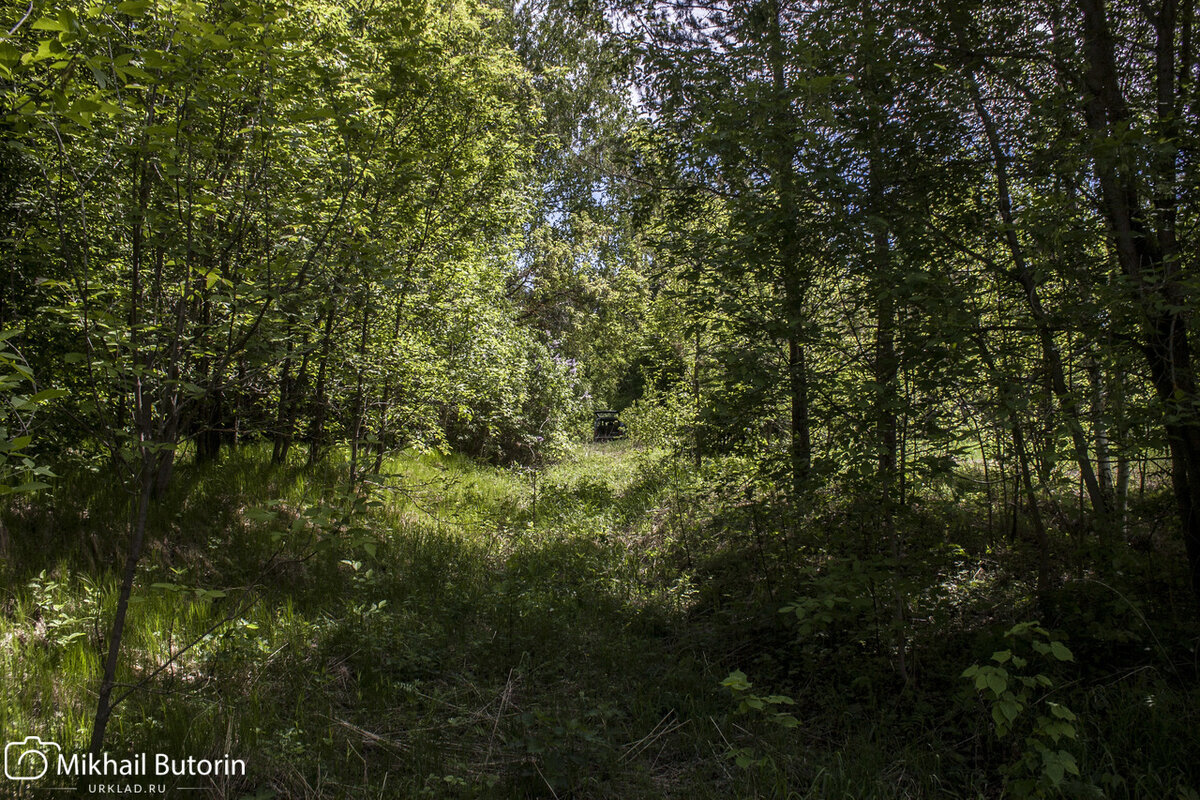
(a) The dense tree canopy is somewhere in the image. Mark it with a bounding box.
[2,0,1199,795]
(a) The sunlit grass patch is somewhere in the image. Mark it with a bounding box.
[1,445,1197,798]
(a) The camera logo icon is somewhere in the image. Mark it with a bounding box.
[4,737,60,781]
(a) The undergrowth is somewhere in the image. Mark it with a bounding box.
[0,443,1197,798]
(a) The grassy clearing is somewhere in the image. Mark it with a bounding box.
[1,443,1198,798]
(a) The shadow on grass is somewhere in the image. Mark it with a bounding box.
[3,445,1198,799]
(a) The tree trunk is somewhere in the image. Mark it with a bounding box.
[1013,421,1052,606]
[307,307,337,467]
[1089,357,1113,502]
[1077,0,1200,596]
[272,338,295,465]
[349,296,371,489]
[763,0,812,499]
[90,458,153,753]
[789,337,811,495]
[873,220,907,686]
[970,80,1111,524]
[693,325,702,471]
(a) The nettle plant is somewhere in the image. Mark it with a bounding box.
[720,669,798,770]
[962,622,1086,797]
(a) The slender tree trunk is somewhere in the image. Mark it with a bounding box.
[693,325,702,471]
[372,294,407,473]
[274,330,312,465]
[1013,421,1052,606]
[970,81,1110,524]
[873,222,907,686]
[1116,449,1131,528]
[980,423,994,539]
[1089,357,1114,502]
[996,426,1009,544]
[93,98,175,751]
[871,224,898,500]
[90,457,153,753]
[349,297,370,489]
[1113,361,1131,529]
[308,307,337,467]
[272,337,295,465]
[789,337,811,494]
[764,0,811,499]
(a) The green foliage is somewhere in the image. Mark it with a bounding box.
[780,559,879,639]
[962,622,1088,797]
[2,446,1199,797]
[621,383,694,448]
[24,568,102,649]
[2,0,589,481]
[721,669,798,732]
[3,0,1200,796]
[0,330,59,496]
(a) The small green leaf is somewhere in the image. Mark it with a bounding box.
[1045,755,1065,785]
[722,670,751,691]
[1048,702,1076,721]
[1050,641,1074,661]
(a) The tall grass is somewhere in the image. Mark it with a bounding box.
[0,442,1197,798]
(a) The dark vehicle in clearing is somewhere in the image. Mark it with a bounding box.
[593,410,626,442]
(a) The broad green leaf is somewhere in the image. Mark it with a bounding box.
[28,389,68,403]
[1050,641,1074,661]
[31,17,69,32]
[116,0,151,16]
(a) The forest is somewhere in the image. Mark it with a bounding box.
[1,0,1199,796]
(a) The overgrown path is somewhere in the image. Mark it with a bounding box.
[3,443,1197,798]
[0,444,746,798]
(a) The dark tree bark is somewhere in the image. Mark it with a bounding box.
[1077,0,1200,597]
[970,80,1112,527]
[307,305,338,467]
[90,456,153,754]
[765,0,811,498]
